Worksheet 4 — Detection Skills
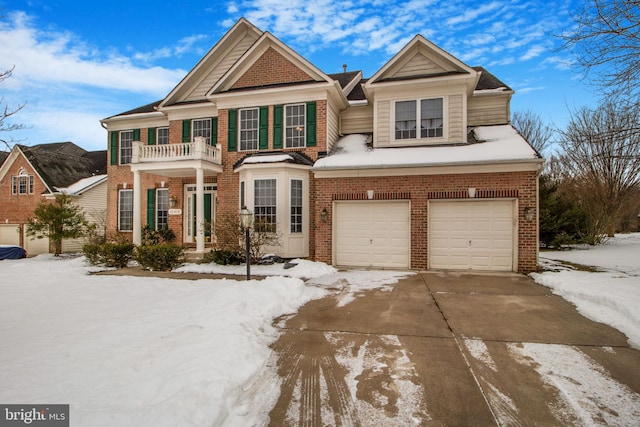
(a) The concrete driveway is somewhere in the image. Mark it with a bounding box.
[265,272,640,426]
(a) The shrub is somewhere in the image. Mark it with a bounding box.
[136,244,184,271]
[83,242,135,268]
[204,249,243,265]
[141,225,176,245]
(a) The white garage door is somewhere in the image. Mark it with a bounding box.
[23,227,50,256]
[429,200,515,271]
[334,201,410,268]
[0,224,21,246]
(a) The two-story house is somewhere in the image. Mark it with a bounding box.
[101,18,542,272]
[0,142,107,254]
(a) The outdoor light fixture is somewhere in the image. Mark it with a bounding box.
[320,208,328,223]
[169,195,178,208]
[524,206,535,222]
[239,206,254,280]
[468,188,476,198]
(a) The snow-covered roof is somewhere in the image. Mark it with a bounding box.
[54,174,107,195]
[241,154,294,165]
[313,125,540,170]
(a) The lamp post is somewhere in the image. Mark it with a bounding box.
[239,206,254,280]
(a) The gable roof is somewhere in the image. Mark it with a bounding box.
[472,66,513,92]
[0,151,8,167]
[52,174,107,195]
[365,35,479,93]
[6,142,107,191]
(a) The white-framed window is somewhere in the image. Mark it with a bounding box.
[290,179,303,233]
[254,179,277,233]
[395,98,443,140]
[156,188,169,230]
[239,108,259,151]
[120,130,134,164]
[285,103,305,148]
[118,189,133,231]
[11,170,34,195]
[157,127,169,145]
[192,119,211,145]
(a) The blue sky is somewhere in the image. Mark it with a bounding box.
[1,0,598,151]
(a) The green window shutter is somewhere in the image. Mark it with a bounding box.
[228,109,238,152]
[182,120,191,143]
[110,131,118,165]
[306,101,316,147]
[273,105,283,149]
[210,117,218,146]
[147,189,155,229]
[133,128,140,141]
[148,128,156,145]
[259,106,269,150]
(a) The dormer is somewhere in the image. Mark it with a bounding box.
[364,35,481,148]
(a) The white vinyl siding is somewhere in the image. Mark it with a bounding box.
[62,181,107,253]
[340,104,373,135]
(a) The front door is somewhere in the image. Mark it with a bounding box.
[184,184,217,243]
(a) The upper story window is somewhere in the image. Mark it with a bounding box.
[120,130,133,164]
[192,119,211,145]
[395,98,443,140]
[239,108,259,151]
[285,103,305,148]
[11,169,34,195]
[157,127,169,145]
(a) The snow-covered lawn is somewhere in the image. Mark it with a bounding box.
[533,233,640,349]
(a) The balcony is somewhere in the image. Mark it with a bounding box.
[130,137,223,177]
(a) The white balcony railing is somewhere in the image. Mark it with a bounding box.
[131,137,222,165]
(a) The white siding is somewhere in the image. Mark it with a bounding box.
[468,95,510,126]
[392,52,447,78]
[340,105,373,135]
[448,94,464,141]
[375,100,391,146]
[62,182,108,253]
[326,101,340,152]
[186,33,259,101]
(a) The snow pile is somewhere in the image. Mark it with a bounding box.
[534,233,640,348]
[314,126,538,170]
[0,255,327,426]
[175,258,338,279]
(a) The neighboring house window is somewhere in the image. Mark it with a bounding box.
[395,98,443,140]
[239,108,259,151]
[254,179,276,232]
[118,189,133,231]
[157,127,169,145]
[285,103,305,148]
[120,130,133,164]
[11,170,34,195]
[290,179,302,233]
[192,119,211,145]
[156,188,169,230]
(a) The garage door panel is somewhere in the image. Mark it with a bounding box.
[335,201,410,268]
[429,200,515,271]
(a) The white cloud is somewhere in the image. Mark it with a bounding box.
[520,44,546,61]
[445,1,504,26]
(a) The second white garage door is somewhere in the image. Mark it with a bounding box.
[429,200,516,271]
[334,201,410,268]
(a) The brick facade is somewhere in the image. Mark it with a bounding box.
[313,171,538,272]
[232,48,314,90]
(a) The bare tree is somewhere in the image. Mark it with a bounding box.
[557,101,640,240]
[511,110,555,155]
[0,66,27,151]
[560,0,640,99]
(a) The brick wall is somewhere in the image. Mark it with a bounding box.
[0,154,50,247]
[313,171,539,273]
[232,47,314,89]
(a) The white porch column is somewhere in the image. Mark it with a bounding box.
[195,167,205,252]
[132,170,142,245]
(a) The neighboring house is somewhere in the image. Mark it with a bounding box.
[0,142,107,255]
[101,18,542,272]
